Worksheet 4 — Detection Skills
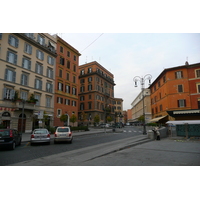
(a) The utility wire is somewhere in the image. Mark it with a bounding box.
[81,33,104,53]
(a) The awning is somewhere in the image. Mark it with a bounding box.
[149,115,167,123]
[173,110,200,114]
[166,120,200,125]
[49,41,56,48]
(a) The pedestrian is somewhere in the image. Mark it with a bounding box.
[155,126,160,140]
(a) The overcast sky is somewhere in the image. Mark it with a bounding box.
[58,33,200,110]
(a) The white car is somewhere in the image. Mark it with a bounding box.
[54,126,73,144]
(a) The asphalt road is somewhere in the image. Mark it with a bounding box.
[0,127,142,166]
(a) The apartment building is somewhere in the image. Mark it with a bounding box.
[78,61,115,125]
[130,88,151,124]
[149,62,200,123]
[53,35,81,126]
[0,33,56,132]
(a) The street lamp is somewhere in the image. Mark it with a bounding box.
[133,74,152,134]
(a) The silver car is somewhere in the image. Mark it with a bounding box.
[30,128,51,145]
[54,126,73,144]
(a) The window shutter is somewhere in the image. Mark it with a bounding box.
[30,45,32,54]
[39,80,42,89]
[36,50,38,58]
[28,60,31,70]
[25,75,28,85]
[14,54,17,65]
[6,51,9,62]
[13,71,16,82]
[8,35,11,45]
[177,100,180,107]
[34,79,36,88]
[42,52,44,60]
[16,38,19,48]
[5,69,8,80]
[184,99,186,107]
[35,63,38,72]
[175,72,177,79]
[21,74,23,84]
[3,88,7,98]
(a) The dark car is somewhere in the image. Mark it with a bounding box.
[0,129,22,150]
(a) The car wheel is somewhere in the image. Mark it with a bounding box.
[10,142,16,150]
[69,138,73,144]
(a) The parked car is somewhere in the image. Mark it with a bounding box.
[99,123,110,128]
[54,126,73,144]
[30,128,50,145]
[0,129,22,150]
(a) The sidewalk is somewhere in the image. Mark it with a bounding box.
[21,127,117,142]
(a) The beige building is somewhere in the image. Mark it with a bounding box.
[131,88,151,124]
[0,33,56,132]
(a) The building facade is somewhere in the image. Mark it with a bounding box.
[78,61,115,125]
[113,98,124,124]
[130,88,151,124]
[0,33,56,132]
[53,35,81,127]
[149,62,200,123]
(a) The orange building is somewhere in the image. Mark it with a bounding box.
[78,61,115,125]
[149,62,200,124]
[53,35,81,126]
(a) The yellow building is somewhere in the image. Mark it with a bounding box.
[0,33,56,132]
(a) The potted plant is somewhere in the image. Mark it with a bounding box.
[27,94,38,104]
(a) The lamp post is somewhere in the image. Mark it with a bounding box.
[133,74,152,135]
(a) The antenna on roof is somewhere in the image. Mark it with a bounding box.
[185,56,189,65]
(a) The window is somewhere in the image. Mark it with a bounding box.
[59,69,62,78]
[46,82,53,93]
[24,43,32,54]
[73,65,76,72]
[80,96,84,101]
[72,100,76,106]
[80,103,84,110]
[67,60,70,69]
[57,109,62,116]
[47,55,54,65]
[88,68,92,73]
[20,91,28,100]
[60,46,63,53]
[37,35,45,45]
[60,57,65,65]
[80,86,84,92]
[47,68,53,78]
[89,95,92,99]
[57,97,63,104]
[160,104,163,111]
[8,35,18,48]
[175,71,183,79]
[5,68,16,82]
[73,76,76,83]
[35,79,42,90]
[80,79,85,84]
[66,72,70,81]
[3,88,15,100]
[158,81,160,87]
[35,63,43,75]
[21,74,28,86]
[196,69,200,78]
[58,82,63,91]
[46,96,51,107]
[7,51,17,65]
[178,99,186,107]
[198,99,200,109]
[88,102,92,109]
[67,51,70,57]
[22,57,31,70]
[24,33,34,38]
[74,55,76,61]
[178,85,183,93]
[66,85,70,93]
[0,33,2,39]
[36,50,44,60]
[72,87,76,95]
[88,77,92,82]
[197,83,200,93]
[65,99,70,105]
[80,70,84,75]
[34,94,40,106]
[163,76,166,83]
[88,85,92,91]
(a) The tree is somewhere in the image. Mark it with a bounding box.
[138,115,144,122]
[60,114,67,124]
[107,116,112,123]
[80,111,87,125]
[70,114,77,127]
[94,114,100,126]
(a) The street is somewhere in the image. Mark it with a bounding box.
[1,126,200,166]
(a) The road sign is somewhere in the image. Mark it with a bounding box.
[38,111,44,119]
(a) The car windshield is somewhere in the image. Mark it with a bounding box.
[0,130,10,136]
[34,130,48,134]
[57,128,69,132]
